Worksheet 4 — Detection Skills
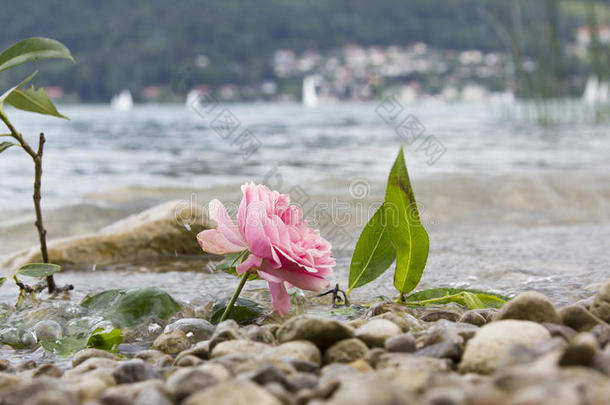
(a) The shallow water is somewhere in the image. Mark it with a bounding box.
[0,101,608,318]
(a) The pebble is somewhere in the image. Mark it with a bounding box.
[494,291,561,324]
[152,330,190,355]
[371,311,422,332]
[276,315,354,349]
[211,339,269,359]
[459,320,551,374]
[323,338,369,364]
[163,318,215,341]
[72,348,120,367]
[32,363,63,378]
[111,359,160,384]
[542,322,577,341]
[420,310,462,323]
[355,319,401,347]
[183,380,282,405]
[208,320,248,352]
[264,340,322,365]
[415,340,463,362]
[591,281,610,323]
[384,333,416,353]
[559,333,600,367]
[558,304,604,332]
[459,310,487,326]
[165,367,221,400]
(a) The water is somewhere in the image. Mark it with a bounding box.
[1,101,609,310]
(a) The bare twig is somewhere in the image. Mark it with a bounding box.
[0,110,57,293]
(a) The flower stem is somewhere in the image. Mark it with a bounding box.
[219,271,249,322]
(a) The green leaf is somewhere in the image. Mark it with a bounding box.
[40,327,123,357]
[348,205,396,293]
[385,146,430,296]
[0,37,74,72]
[402,288,509,309]
[0,277,6,287]
[213,251,259,280]
[81,287,181,327]
[210,297,264,325]
[0,142,18,154]
[0,71,38,104]
[17,263,61,278]
[87,327,123,352]
[5,86,68,119]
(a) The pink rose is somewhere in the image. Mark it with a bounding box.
[197,182,335,316]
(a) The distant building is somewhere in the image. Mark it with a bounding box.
[45,86,64,99]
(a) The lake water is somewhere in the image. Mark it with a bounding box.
[0,101,609,306]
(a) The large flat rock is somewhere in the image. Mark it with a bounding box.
[1,200,211,271]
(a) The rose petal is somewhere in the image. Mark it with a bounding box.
[259,261,330,291]
[208,199,247,248]
[197,229,245,255]
[236,254,263,274]
[268,281,290,316]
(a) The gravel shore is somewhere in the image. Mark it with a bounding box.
[1,280,609,405]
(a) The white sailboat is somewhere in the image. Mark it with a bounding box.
[582,76,610,105]
[302,75,318,107]
[111,89,133,111]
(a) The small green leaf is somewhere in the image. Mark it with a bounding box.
[5,86,68,119]
[402,288,509,309]
[0,277,6,287]
[213,251,259,280]
[81,288,181,327]
[0,70,38,104]
[0,37,74,72]
[87,327,123,352]
[17,263,61,278]
[40,335,88,357]
[348,205,396,293]
[0,142,18,154]
[385,146,430,296]
[210,297,264,325]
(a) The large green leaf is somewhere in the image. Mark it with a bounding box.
[210,297,264,325]
[81,287,181,327]
[402,287,510,309]
[0,37,74,72]
[5,86,67,119]
[348,205,396,293]
[17,263,61,278]
[385,146,429,296]
[0,71,38,104]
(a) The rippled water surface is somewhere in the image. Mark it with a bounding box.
[1,101,608,314]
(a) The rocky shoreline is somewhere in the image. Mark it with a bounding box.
[1,282,609,405]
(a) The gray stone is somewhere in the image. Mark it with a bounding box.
[420,310,462,323]
[591,281,610,323]
[591,324,610,347]
[247,325,276,344]
[376,352,452,372]
[459,310,487,326]
[31,363,63,378]
[134,350,173,368]
[286,359,319,374]
[543,322,578,341]
[494,291,561,324]
[371,312,422,332]
[415,341,463,362]
[164,318,215,341]
[183,380,282,405]
[286,372,318,392]
[559,304,604,332]
[355,319,401,347]
[72,348,120,367]
[384,333,416,353]
[211,339,269,359]
[111,359,160,384]
[324,373,417,405]
[0,379,77,405]
[276,315,354,350]
[559,333,599,367]
[152,330,190,355]
[165,367,221,400]
[174,354,204,367]
[134,387,172,405]
[323,338,369,364]
[265,340,322,365]
[208,320,248,352]
[249,365,292,391]
[459,320,551,374]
